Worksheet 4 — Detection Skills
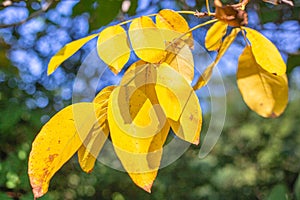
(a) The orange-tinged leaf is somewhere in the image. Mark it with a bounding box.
[164,39,194,83]
[77,86,115,173]
[28,103,102,198]
[97,25,131,74]
[129,16,166,63]
[237,46,288,118]
[193,28,240,90]
[47,34,98,75]
[107,86,169,192]
[205,21,228,51]
[244,27,286,76]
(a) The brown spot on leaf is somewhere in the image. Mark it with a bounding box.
[48,154,58,162]
[189,114,194,121]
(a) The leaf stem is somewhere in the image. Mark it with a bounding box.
[206,0,211,15]
[182,19,218,37]
[177,10,196,15]
[241,27,250,46]
[163,18,218,56]
[118,10,206,26]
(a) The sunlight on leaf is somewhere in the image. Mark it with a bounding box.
[107,86,169,192]
[77,86,115,173]
[47,34,98,75]
[156,9,193,47]
[28,103,102,198]
[97,25,131,74]
[205,21,228,51]
[237,46,288,118]
[244,27,286,76]
[164,39,194,83]
[108,85,165,138]
[169,88,202,145]
[155,63,193,121]
[129,16,166,63]
[120,61,160,106]
[156,63,201,143]
[156,9,190,35]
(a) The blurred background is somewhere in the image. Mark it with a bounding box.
[1,0,300,199]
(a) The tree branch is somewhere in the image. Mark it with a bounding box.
[0,0,53,28]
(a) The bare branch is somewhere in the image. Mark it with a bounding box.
[0,0,54,29]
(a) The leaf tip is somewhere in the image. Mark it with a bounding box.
[192,138,200,145]
[32,186,44,199]
[270,112,278,118]
[143,183,153,193]
[47,64,56,76]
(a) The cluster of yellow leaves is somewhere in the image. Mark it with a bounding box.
[28,5,289,199]
[29,9,202,199]
[194,20,288,118]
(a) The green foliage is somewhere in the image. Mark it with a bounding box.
[287,53,300,74]
[72,0,137,31]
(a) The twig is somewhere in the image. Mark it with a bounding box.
[0,0,53,28]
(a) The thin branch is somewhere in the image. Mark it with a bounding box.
[0,0,53,28]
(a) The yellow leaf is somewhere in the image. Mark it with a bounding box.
[97,25,131,74]
[109,86,164,138]
[169,88,202,145]
[77,122,109,173]
[47,34,98,75]
[192,62,215,90]
[244,27,286,76]
[107,86,169,192]
[129,16,166,63]
[120,61,160,107]
[215,28,240,64]
[93,85,116,106]
[156,9,190,35]
[77,86,115,173]
[156,63,202,143]
[205,21,228,51]
[155,63,193,121]
[237,46,288,118]
[28,103,102,198]
[156,9,193,47]
[193,28,240,90]
[164,39,194,83]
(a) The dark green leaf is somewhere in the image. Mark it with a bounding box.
[267,184,288,200]
[73,0,123,31]
[287,53,300,74]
